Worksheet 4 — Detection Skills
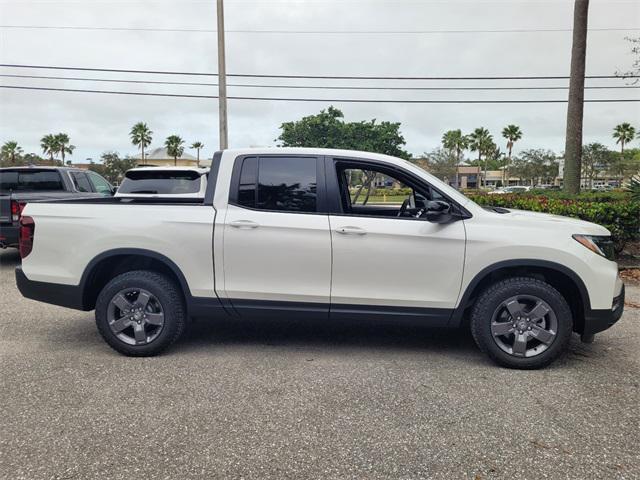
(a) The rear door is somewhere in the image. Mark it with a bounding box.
[222,155,331,317]
[326,157,466,323]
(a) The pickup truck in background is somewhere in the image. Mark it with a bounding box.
[0,166,114,248]
[115,166,209,198]
[15,148,625,369]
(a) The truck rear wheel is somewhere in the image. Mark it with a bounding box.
[95,270,186,356]
[470,277,573,369]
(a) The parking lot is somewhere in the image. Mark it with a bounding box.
[1,248,638,480]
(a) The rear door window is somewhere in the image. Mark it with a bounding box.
[87,171,113,195]
[0,170,65,192]
[233,156,317,213]
[118,170,202,195]
[70,172,93,192]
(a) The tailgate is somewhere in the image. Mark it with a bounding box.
[0,195,11,223]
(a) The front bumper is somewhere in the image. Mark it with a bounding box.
[583,284,625,335]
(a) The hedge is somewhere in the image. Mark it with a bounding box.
[466,192,640,250]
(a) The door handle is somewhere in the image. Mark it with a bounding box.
[229,220,259,229]
[335,226,367,235]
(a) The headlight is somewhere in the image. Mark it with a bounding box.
[572,234,615,260]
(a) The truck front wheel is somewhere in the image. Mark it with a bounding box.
[470,277,573,369]
[95,270,186,356]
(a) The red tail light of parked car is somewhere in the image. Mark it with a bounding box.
[11,200,25,222]
[19,216,35,258]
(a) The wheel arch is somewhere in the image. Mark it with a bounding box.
[451,259,590,333]
[80,248,192,311]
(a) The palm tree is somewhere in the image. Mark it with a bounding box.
[1,141,24,165]
[54,133,75,165]
[40,134,59,163]
[130,122,153,165]
[563,0,589,194]
[502,125,523,186]
[612,122,636,155]
[190,141,204,167]
[468,127,493,188]
[165,135,185,166]
[441,130,468,188]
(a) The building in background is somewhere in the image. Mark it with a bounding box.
[135,147,210,167]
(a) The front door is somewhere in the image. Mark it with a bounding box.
[327,159,466,323]
[222,155,331,317]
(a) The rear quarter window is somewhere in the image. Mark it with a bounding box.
[118,170,203,195]
[0,170,65,192]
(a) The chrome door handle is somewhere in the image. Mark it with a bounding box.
[229,220,259,229]
[336,226,367,235]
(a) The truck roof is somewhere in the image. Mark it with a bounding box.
[0,166,88,172]
[221,147,404,164]
[126,166,210,174]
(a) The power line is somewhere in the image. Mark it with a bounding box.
[2,73,639,91]
[2,85,638,103]
[2,64,638,80]
[1,24,638,34]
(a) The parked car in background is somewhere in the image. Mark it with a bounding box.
[488,186,532,195]
[115,167,209,198]
[15,148,624,369]
[0,166,114,249]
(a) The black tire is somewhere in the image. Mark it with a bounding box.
[95,270,186,356]
[470,277,573,369]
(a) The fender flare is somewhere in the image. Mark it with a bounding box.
[449,259,591,326]
[80,248,194,304]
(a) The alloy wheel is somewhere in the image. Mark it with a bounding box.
[106,288,165,345]
[490,294,558,358]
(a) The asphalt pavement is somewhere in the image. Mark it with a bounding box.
[1,248,638,479]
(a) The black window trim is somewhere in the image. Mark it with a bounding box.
[323,156,472,221]
[228,153,328,215]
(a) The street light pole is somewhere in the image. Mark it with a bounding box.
[217,0,228,150]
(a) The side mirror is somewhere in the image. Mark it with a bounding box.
[425,200,453,223]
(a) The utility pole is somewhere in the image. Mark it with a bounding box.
[217,0,228,150]
[563,0,589,194]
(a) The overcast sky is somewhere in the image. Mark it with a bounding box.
[1,0,639,162]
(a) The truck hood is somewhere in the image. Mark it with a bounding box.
[497,208,610,235]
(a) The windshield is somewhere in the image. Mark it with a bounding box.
[0,170,65,192]
[118,170,203,195]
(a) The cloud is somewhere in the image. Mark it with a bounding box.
[1,0,638,161]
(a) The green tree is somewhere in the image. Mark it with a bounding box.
[191,141,204,167]
[421,148,458,183]
[512,149,558,186]
[130,122,153,165]
[277,106,410,159]
[468,127,493,188]
[165,135,185,166]
[0,141,24,166]
[54,133,75,164]
[612,122,636,155]
[608,147,640,182]
[40,134,59,162]
[501,124,523,184]
[581,143,613,189]
[441,129,468,187]
[95,151,138,184]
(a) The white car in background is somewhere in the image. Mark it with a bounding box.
[488,186,532,195]
[115,167,209,198]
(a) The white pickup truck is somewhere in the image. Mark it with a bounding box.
[15,148,625,368]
